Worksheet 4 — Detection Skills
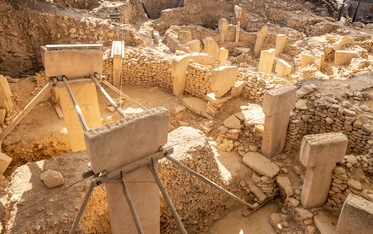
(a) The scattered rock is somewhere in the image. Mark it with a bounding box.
[40,169,64,189]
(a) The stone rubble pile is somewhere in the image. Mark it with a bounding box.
[205,93,231,116]
[285,83,373,155]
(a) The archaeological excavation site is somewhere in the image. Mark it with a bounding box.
[1,0,373,233]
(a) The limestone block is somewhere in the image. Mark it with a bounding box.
[231,81,244,98]
[178,31,192,45]
[217,48,229,66]
[211,66,238,98]
[202,37,219,60]
[234,5,242,19]
[263,83,296,116]
[182,97,213,120]
[41,47,103,79]
[254,26,268,57]
[337,194,373,234]
[0,76,13,112]
[218,18,227,42]
[206,93,231,105]
[185,40,201,52]
[189,53,214,65]
[300,132,348,167]
[84,107,169,173]
[0,152,11,175]
[172,55,190,97]
[258,49,276,74]
[235,22,240,45]
[234,47,250,54]
[300,54,316,68]
[261,112,291,157]
[224,114,242,129]
[112,41,123,87]
[276,59,292,77]
[333,36,354,51]
[275,34,287,56]
[40,169,64,188]
[0,108,5,125]
[59,83,102,152]
[334,50,358,65]
[152,31,160,43]
[243,152,280,178]
[276,176,294,197]
[314,211,338,234]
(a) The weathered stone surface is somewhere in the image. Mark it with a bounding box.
[0,108,5,125]
[347,179,362,191]
[300,132,348,209]
[275,34,287,56]
[84,107,169,173]
[172,55,190,97]
[258,48,276,74]
[243,152,280,178]
[300,54,316,68]
[276,59,292,77]
[314,211,338,234]
[296,99,308,111]
[234,47,250,53]
[202,37,219,60]
[333,36,354,51]
[178,31,192,44]
[276,176,294,197]
[263,83,296,116]
[185,40,201,52]
[335,50,358,65]
[254,26,268,57]
[40,169,64,188]
[211,66,238,98]
[337,194,373,234]
[269,213,282,229]
[0,76,13,112]
[295,208,313,220]
[224,114,242,129]
[217,48,229,66]
[182,97,213,119]
[0,152,12,175]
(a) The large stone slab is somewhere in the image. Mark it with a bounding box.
[84,107,169,173]
[178,31,192,44]
[0,76,13,112]
[337,194,373,234]
[41,47,103,79]
[59,82,102,152]
[262,83,296,116]
[335,50,358,65]
[258,49,276,74]
[185,40,201,52]
[243,152,280,178]
[182,97,213,120]
[314,211,338,234]
[0,152,11,175]
[172,55,190,97]
[202,37,219,60]
[211,66,238,98]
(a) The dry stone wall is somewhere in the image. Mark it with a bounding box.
[185,62,213,99]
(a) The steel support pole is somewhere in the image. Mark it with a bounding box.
[149,159,187,234]
[352,1,361,22]
[62,76,89,131]
[70,179,95,234]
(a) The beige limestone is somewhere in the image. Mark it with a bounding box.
[334,50,358,65]
[275,34,287,56]
[59,82,102,151]
[41,47,103,79]
[178,31,192,45]
[300,54,316,68]
[258,49,276,74]
[112,41,123,87]
[261,111,291,157]
[182,97,213,120]
[333,36,354,51]
[314,211,338,234]
[172,55,190,97]
[218,18,228,42]
[254,26,269,57]
[234,5,242,20]
[202,37,219,60]
[234,47,250,54]
[84,107,169,173]
[275,59,292,77]
[217,48,229,66]
[185,40,201,52]
[262,83,296,116]
[189,53,214,65]
[337,194,373,234]
[300,132,348,209]
[40,169,64,188]
[231,81,244,98]
[211,66,238,98]
[0,76,13,112]
[235,21,240,45]
[243,152,280,178]
[0,152,11,175]
[0,108,5,125]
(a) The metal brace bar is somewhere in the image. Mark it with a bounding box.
[91,74,127,118]
[120,171,145,234]
[166,155,256,209]
[149,158,187,234]
[62,76,89,132]
[70,179,95,234]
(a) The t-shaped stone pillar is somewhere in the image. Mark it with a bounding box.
[300,132,348,209]
[218,18,227,42]
[261,84,296,157]
[112,41,124,87]
[84,107,169,233]
[254,26,268,57]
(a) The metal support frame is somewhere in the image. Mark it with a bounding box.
[352,1,361,22]
[338,0,346,21]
